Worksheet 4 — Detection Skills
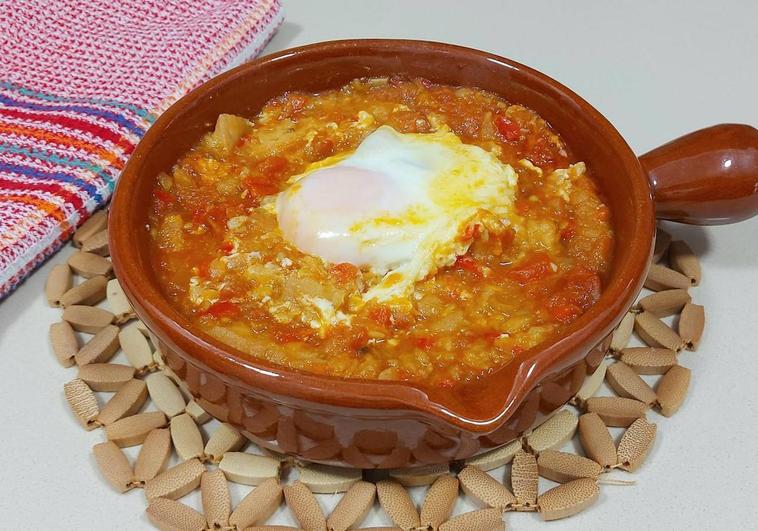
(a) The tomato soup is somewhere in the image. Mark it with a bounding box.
[148,76,614,386]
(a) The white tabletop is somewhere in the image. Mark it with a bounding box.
[1,1,757,529]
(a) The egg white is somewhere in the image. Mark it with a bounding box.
[275,125,519,303]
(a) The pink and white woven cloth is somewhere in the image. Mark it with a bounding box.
[0,0,284,299]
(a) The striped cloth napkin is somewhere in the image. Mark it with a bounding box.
[0,0,283,299]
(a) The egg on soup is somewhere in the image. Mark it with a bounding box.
[274,125,519,304]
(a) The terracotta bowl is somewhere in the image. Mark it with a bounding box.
[109,40,758,468]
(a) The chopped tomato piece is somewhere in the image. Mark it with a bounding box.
[207,206,223,217]
[414,336,435,350]
[560,219,577,241]
[201,206,227,234]
[307,134,334,159]
[368,305,392,328]
[329,262,359,284]
[507,253,554,285]
[511,345,526,356]
[154,189,175,203]
[219,287,237,301]
[462,223,481,241]
[454,255,483,278]
[349,326,370,350]
[499,229,515,248]
[200,207,226,235]
[219,241,234,255]
[203,300,238,318]
[259,155,288,177]
[243,178,279,198]
[273,325,315,344]
[565,267,602,308]
[196,259,211,279]
[544,267,601,323]
[494,115,521,142]
[528,135,557,165]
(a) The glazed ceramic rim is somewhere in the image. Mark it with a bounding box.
[109,39,655,433]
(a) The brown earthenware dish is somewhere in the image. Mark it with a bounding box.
[109,40,758,468]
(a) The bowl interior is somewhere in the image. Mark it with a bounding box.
[111,40,654,431]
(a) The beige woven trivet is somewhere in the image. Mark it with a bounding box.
[46,214,703,531]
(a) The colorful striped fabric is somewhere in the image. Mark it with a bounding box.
[0,0,283,299]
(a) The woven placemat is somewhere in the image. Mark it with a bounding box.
[46,213,703,530]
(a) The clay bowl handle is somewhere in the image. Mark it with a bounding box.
[640,124,758,224]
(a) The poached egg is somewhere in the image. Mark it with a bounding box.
[275,125,519,303]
